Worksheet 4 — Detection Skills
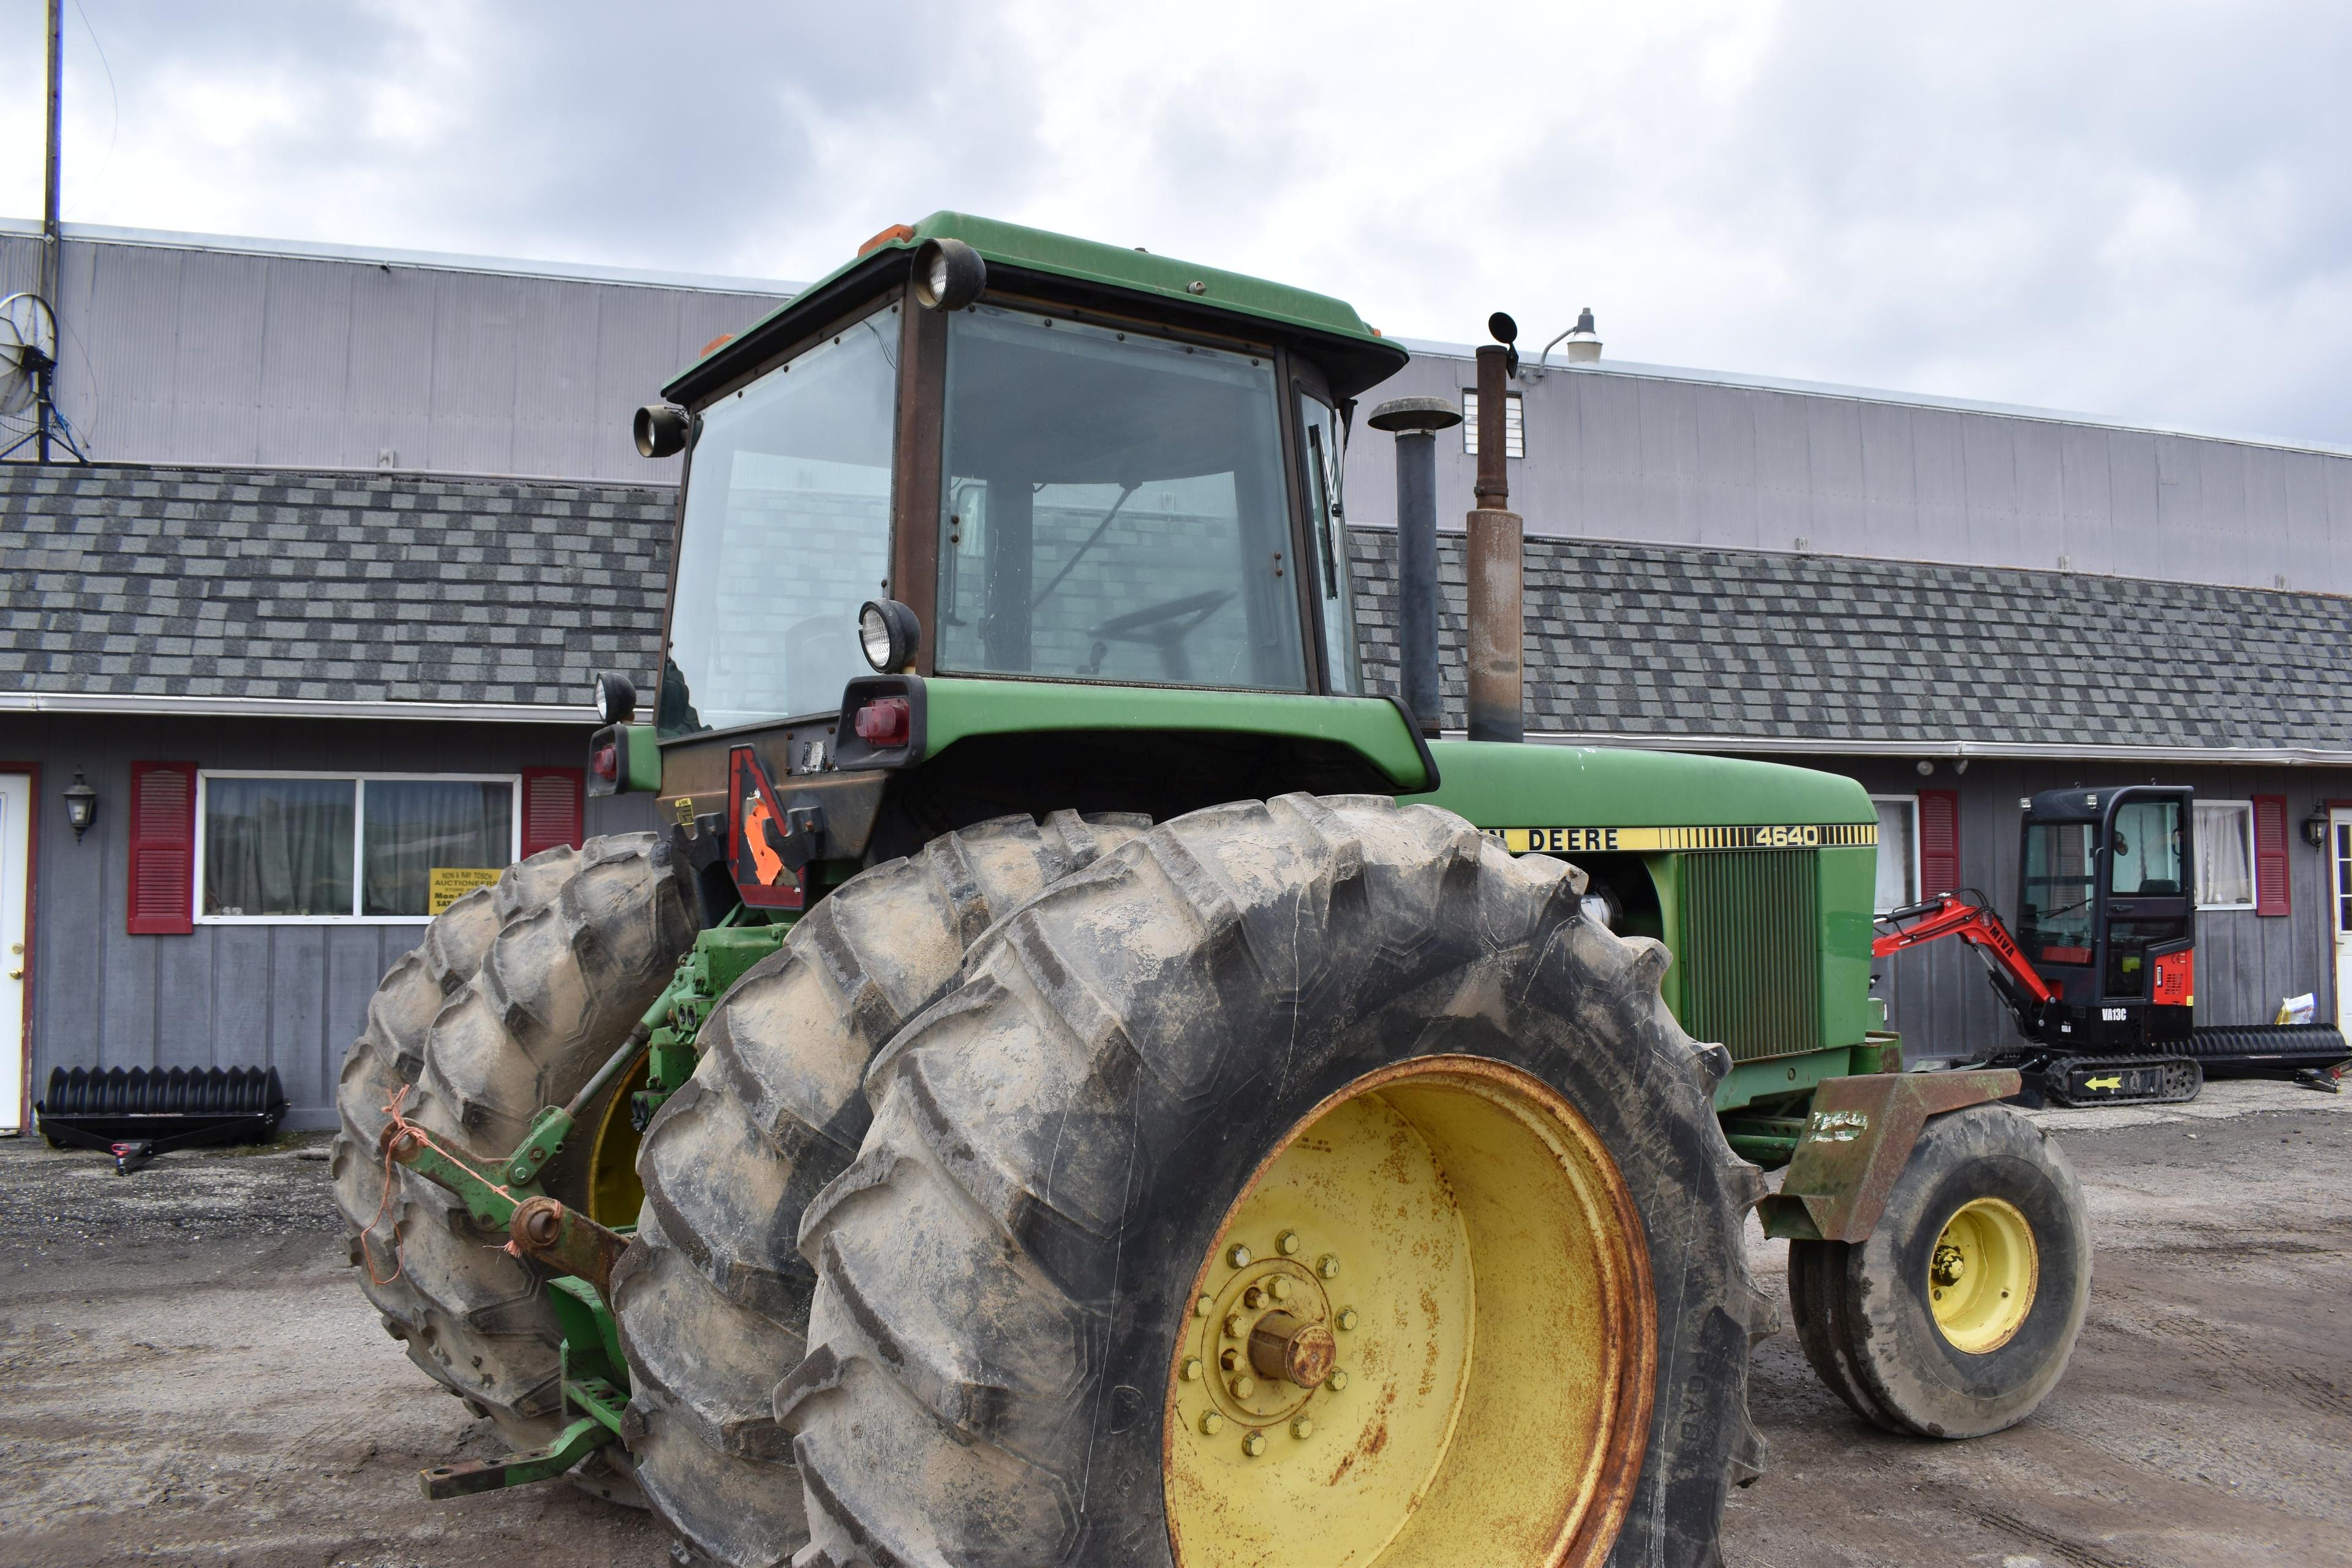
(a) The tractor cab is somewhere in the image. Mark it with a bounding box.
[602,214,1417,857]
[2016,785,2196,1049]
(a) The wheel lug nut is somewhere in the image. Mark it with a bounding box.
[1224,1313,1246,1338]
[1276,1231,1300,1256]
[1242,1431,1266,1457]
[1270,1276,1293,1302]
[1228,1243,1253,1268]
[1318,1254,1341,1278]
[1230,1375,1257,1398]
[1199,1411,1224,1436]
[1327,1368,1349,1391]
[1181,1357,1203,1382]
[1220,1348,1243,1373]
[1243,1285,1265,1309]
[1336,1307,1358,1331]
[1193,1294,1213,1317]
[1291,1415,1313,1439]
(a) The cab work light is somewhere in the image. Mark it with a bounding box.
[858,599,922,673]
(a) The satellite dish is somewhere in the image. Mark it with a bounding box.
[0,293,59,420]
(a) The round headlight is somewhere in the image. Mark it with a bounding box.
[858,599,924,673]
[592,671,638,725]
[911,237,987,312]
[859,603,895,671]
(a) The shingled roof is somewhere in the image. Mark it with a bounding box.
[1349,527,2352,753]
[0,461,672,710]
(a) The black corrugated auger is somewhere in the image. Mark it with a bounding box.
[35,1066,288,1172]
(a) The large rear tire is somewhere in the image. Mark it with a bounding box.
[330,833,698,1492]
[614,812,1146,1568]
[778,796,1773,1568]
[1789,1102,2089,1439]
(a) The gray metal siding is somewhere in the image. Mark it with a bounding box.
[0,232,786,483]
[7,712,660,1130]
[1346,350,2352,598]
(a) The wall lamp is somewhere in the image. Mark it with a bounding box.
[62,771,97,840]
[2304,812,2331,850]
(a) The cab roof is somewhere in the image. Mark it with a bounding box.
[663,211,1410,405]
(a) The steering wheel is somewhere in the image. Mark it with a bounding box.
[1088,590,1235,680]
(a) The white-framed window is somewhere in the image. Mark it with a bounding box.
[2194,799,2256,910]
[1872,794,1921,914]
[1460,390,1525,458]
[195,771,522,924]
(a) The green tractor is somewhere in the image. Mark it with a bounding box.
[330,215,2090,1568]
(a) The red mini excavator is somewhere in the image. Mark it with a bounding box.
[1874,785,2351,1106]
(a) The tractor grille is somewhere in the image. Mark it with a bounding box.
[1678,849,1822,1061]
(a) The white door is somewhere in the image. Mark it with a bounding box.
[2334,809,2352,1036]
[0,774,27,1134]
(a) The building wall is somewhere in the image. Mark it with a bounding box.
[1796,755,2341,1060]
[1347,348,2352,600]
[1,230,788,483]
[4,712,660,1131]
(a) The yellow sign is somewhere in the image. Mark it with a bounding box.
[2084,1074,2124,1091]
[1490,822,1877,855]
[428,867,502,915]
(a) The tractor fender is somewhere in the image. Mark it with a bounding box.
[1755,1069,2021,1242]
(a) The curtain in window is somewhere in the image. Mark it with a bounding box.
[203,778,356,916]
[1874,800,1916,913]
[363,782,513,916]
[2195,802,2254,907]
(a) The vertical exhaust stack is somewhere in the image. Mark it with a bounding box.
[1467,317,1525,743]
[1368,396,1463,737]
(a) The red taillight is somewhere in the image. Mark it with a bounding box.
[854,696,911,748]
[592,744,618,780]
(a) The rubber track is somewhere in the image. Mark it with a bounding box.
[615,812,1146,1568]
[778,796,1775,1568]
[366,834,698,1458]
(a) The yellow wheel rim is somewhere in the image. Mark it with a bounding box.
[1163,1055,1655,1568]
[585,1053,649,1227]
[1927,1196,2038,1354]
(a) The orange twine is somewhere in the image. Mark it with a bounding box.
[360,1085,412,1286]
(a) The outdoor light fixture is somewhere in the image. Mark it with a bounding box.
[633,404,688,459]
[62,771,96,840]
[592,671,638,725]
[858,600,922,673]
[912,237,987,312]
[2305,812,2331,850]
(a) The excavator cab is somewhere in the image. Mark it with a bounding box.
[2016,785,2196,1051]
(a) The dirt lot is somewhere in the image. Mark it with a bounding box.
[2,1081,2347,1567]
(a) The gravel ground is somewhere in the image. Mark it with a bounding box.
[1,1079,2346,1567]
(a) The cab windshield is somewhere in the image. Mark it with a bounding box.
[934,306,1306,690]
[660,309,899,737]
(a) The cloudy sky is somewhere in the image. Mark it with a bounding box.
[3,2,2348,446]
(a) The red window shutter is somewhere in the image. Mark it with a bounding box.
[1919,789,1961,897]
[127,761,197,935]
[2253,795,2290,916]
[521,767,585,858]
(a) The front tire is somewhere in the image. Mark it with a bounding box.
[778,796,1772,1568]
[1789,1102,2090,1438]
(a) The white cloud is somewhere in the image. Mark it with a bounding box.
[2,0,2348,444]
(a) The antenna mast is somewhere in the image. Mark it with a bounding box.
[39,0,63,462]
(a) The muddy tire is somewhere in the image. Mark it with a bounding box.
[614,812,1147,1568]
[329,852,583,1342]
[332,834,698,1490]
[1789,1103,2089,1439]
[779,796,1773,1568]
